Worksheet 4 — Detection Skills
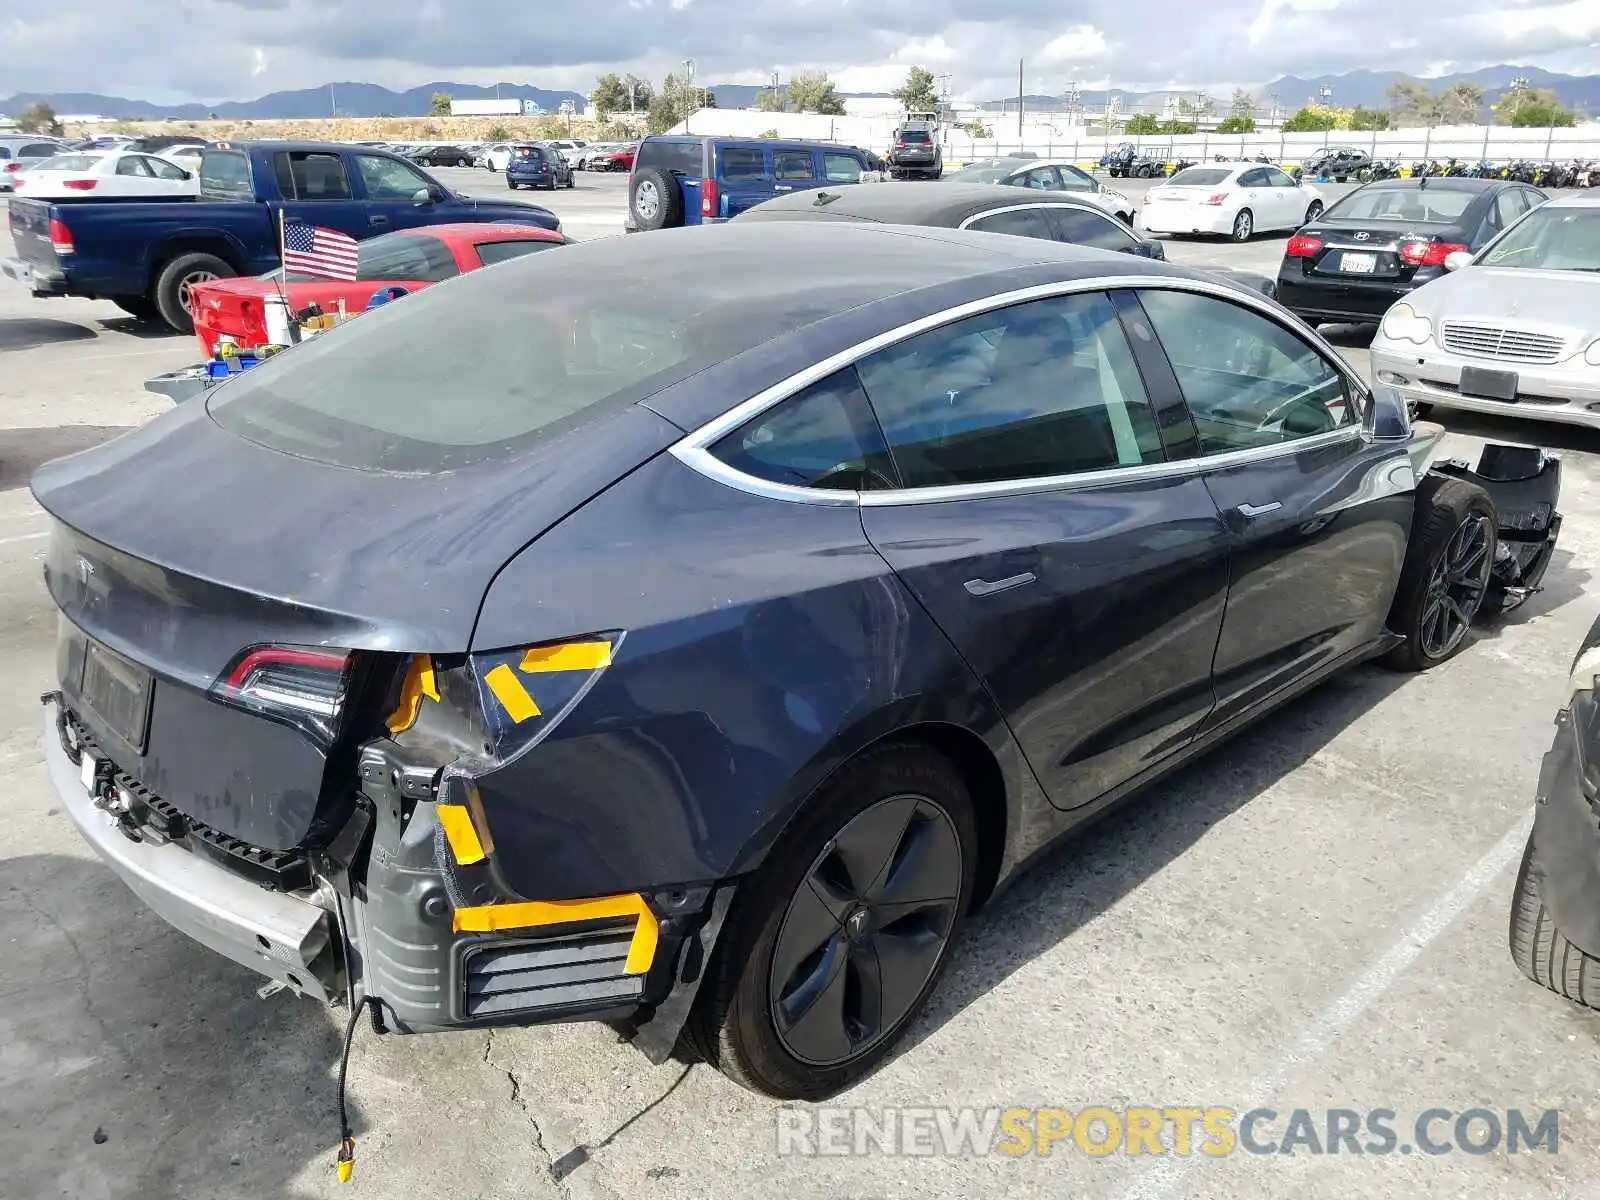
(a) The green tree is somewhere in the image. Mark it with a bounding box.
[590,72,627,118]
[758,129,780,139]
[1496,86,1575,127]
[1440,82,1484,125]
[485,123,511,140]
[1159,119,1197,135]
[16,102,63,136]
[647,73,688,133]
[787,69,846,115]
[1282,106,1337,132]
[893,66,939,113]
[1123,112,1160,134]
[756,90,785,113]
[429,92,453,117]
[1216,115,1256,133]
[1347,106,1389,131]
[1230,89,1257,120]
[1386,78,1441,126]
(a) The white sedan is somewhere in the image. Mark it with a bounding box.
[13,150,199,199]
[1141,162,1324,242]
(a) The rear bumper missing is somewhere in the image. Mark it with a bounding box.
[42,698,732,1057]
[44,706,342,1002]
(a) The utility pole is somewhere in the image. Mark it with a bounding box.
[329,82,335,118]
[1017,58,1024,139]
[771,70,780,111]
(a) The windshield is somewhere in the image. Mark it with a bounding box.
[31,155,103,172]
[200,149,253,199]
[1168,168,1233,187]
[945,165,1013,183]
[1324,187,1472,222]
[1479,206,1600,271]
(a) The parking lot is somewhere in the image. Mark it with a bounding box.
[5,170,1600,1200]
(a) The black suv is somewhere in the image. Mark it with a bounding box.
[1296,146,1371,183]
[887,123,943,179]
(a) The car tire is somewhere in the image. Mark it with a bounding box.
[688,742,978,1101]
[630,165,683,231]
[152,251,234,334]
[1304,200,1324,224]
[1380,474,1498,672]
[1509,834,1600,1008]
[1230,208,1254,241]
[507,180,518,189]
[566,174,576,188]
[110,295,159,321]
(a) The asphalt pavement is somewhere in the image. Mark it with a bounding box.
[3,172,1600,1200]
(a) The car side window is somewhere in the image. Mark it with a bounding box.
[823,153,863,183]
[1138,289,1354,454]
[965,208,1055,239]
[773,150,817,181]
[357,154,434,201]
[22,142,59,158]
[146,156,190,180]
[854,292,1166,488]
[1021,166,1061,190]
[1266,167,1297,187]
[720,147,767,181]
[474,239,560,267]
[276,151,354,200]
[1238,168,1267,187]
[116,156,153,177]
[710,369,897,491]
[1044,207,1139,251]
[1496,189,1530,227]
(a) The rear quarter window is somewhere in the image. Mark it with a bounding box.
[719,147,768,181]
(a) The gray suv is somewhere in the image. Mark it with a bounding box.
[887,123,942,180]
[0,135,69,191]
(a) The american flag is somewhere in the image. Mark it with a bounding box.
[282,219,359,280]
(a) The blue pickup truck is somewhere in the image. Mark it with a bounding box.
[1,140,560,332]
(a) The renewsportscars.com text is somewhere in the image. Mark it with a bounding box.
[775,1106,1560,1158]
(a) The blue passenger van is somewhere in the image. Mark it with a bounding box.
[624,135,874,231]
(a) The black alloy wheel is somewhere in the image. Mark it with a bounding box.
[1419,512,1494,660]
[768,793,964,1067]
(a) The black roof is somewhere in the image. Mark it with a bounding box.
[731,181,1112,229]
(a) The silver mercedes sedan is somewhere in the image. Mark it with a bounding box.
[1369,192,1600,429]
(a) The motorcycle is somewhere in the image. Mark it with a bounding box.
[1576,161,1599,187]
[1169,157,1197,175]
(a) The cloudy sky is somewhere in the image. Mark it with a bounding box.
[3,0,1598,103]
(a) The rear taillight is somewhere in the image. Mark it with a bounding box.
[1399,239,1469,268]
[3,162,22,174]
[1205,192,1229,205]
[237,297,269,347]
[1285,234,1323,258]
[701,176,720,218]
[62,179,97,191]
[213,645,353,747]
[48,217,74,256]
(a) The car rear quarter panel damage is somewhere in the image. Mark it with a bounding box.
[470,452,1055,905]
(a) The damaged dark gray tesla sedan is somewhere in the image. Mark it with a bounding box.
[35,221,1555,1111]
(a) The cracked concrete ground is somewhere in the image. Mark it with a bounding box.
[5,175,1600,1199]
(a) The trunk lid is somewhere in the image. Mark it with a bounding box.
[1288,219,1463,283]
[36,398,682,848]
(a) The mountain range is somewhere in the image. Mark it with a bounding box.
[2,65,1596,121]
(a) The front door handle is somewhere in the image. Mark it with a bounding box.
[1236,501,1282,518]
[369,215,390,227]
[774,184,794,191]
[964,571,1037,597]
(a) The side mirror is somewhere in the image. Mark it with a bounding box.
[1443,250,1473,272]
[1364,383,1411,441]
[1126,237,1165,260]
[413,185,447,206]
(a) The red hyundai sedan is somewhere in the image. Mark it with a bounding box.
[188,222,568,355]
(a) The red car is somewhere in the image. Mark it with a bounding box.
[188,222,567,356]
[606,144,638,172]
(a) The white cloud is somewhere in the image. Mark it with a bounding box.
[1039,25,1107,63]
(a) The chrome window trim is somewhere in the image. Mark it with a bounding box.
[955,200,1129,235]
[670,273,1369,508]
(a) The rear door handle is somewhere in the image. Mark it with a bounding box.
[964,571,1036,597]
[369,215,390,227]
[1236,501,1282,518]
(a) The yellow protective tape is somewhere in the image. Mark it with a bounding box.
[519,641,612,674]
[435,803,487,866]
[484,663,541,723]
[385,654,440,735]
[452,893,660,975]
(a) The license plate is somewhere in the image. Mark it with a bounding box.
[80,639,153,751]
[1459,366,1519,401]
[1339,252,1377,274]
